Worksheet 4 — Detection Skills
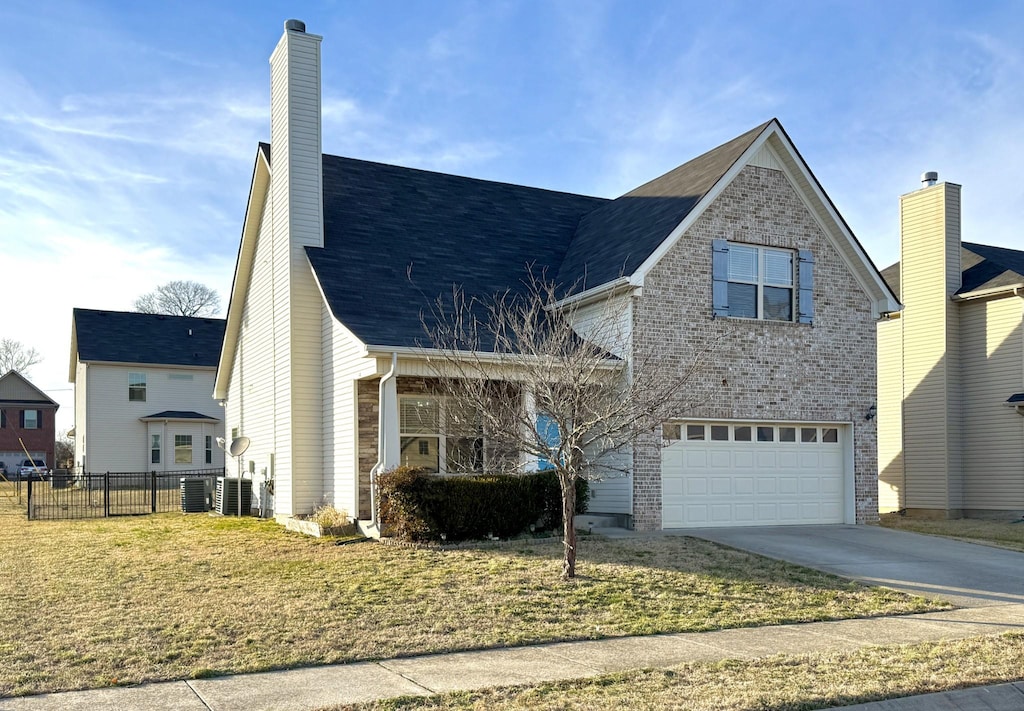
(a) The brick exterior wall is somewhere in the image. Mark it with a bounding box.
[630,165,878,530]
[357,377,435,518]
[0,405,57,469]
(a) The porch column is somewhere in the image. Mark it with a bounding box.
[381,376,400,470]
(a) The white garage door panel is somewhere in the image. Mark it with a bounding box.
[662,422,846,528]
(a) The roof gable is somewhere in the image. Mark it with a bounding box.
[0,370,58,406]
[72,309,225,369]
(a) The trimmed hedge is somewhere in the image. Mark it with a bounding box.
[378,467,589,542]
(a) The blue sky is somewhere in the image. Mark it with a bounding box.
[2,0,1023,432]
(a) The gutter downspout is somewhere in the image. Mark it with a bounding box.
[369,353,398,529]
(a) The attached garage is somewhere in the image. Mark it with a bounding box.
[661,421,852,528]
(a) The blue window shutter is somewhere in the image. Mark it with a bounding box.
[19,410,25,428]
[712,239,729,317]
[798,249,815,324]
[37,410,43,429]
[0,409,5,428]
[536,413,560,471]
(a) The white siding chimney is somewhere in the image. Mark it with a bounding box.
[267,19,325,516]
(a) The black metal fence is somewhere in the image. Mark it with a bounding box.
[25,468,226,520]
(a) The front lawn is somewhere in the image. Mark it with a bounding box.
[880,513,1024,552]
[0,487,945,697]
[335,633,1024,711]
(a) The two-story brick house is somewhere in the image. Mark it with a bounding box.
[0,370,59,474]
[214,20,898,530]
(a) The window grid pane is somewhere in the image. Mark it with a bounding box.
[757,426,774,442]
[174,435,192,464]
[728,245,759,281]
[779,427,796,442]
[129,373,147,402]
[710,425,729,441]
[764,250,794,286]
[686,424,705,441]
[822,428,839,443]
[400,436,439,472]
[734,426,752,442]
[801,428,818,443]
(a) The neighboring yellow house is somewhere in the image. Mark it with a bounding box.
[878,172,1024,519]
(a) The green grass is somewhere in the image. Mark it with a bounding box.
[0,485,946,697]
[880,513,1024,552]
[333,633,1024,711]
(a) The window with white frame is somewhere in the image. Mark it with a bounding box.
[399,396,484,473]
[727,244,794,321]
[22,409,41,429]
[174,434,192,464]
[129,372,147,401]
[151,434,161,464]
[205,435,213,464]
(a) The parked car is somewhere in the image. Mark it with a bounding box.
[18,459,50,481]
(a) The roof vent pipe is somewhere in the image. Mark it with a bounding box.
[284,19,306,32]
[921,171,938,187]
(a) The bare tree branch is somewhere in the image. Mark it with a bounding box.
[419,269,716,579]
[134,280,221,317]
[0,339,42,376]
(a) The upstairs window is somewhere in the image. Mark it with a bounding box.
[712,240,814,324]
[22,410,41,429]
[129,373,147,402]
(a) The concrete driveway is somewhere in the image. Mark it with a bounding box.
[683,524,1024,608]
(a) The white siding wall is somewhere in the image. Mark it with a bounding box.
[74,360,88,469]
[569,295,633,359]
[81,364,223,473]
[321,303,376,519]
[961,297,1024,510]
[877,317,904,512]
[225,190,279,512]
[568,294,634,514]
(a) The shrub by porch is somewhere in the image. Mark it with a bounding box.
[377,467,589,542]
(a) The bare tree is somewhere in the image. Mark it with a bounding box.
[55,431,75,469]
[420,271,712,579]
[0,339,42,376]
[134,280,221,317]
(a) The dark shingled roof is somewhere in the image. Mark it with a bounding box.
[304,122,771,347]
[73,309,225,366]
[141,411,220,421]
[880,241,1024,299]
[307,156,608,348]
[556,121,771,290]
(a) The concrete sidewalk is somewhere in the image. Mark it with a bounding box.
[3,603,1022,711]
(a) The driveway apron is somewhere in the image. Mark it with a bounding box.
[682,524,1024,607]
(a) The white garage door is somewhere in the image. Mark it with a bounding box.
[662,422,846,528]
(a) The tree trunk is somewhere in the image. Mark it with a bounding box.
[559,469,577,579]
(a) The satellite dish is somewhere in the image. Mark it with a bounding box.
[228,436,251,457]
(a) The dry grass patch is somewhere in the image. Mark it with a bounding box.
[338,633,1024,711]
[0,489,945,697]
[880,513,1024,552]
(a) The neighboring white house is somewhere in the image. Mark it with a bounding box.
[214,20,897,531]
[69,309,227,473]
